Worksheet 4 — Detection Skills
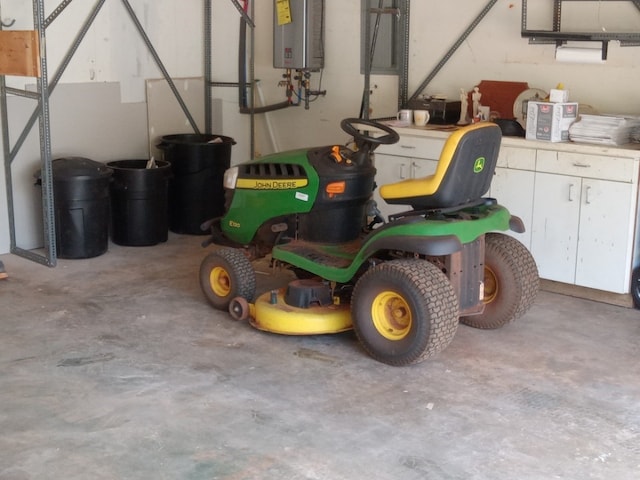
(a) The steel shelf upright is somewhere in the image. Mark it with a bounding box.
[521,0,640,60]
[0,0,56,266]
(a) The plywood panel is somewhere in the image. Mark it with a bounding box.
[0,30,40,77]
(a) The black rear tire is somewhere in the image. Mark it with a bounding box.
[460,233,539,329]
[351,260,459,366]
[631,266,640,309]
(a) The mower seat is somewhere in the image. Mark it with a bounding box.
[379,122,502,210]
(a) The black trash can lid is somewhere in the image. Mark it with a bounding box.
[106,159,171,170]
[158,134,236,146]
[51,157,112,181]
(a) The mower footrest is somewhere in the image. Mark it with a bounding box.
[274,241,357,269]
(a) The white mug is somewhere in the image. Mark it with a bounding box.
[397,109,412,124]
[413,109,430,126]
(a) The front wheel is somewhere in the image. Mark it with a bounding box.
[199,248,256,310]
[351,260,459,366]
[460,233,539,329]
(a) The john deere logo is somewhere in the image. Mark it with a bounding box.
[473,157,485,173]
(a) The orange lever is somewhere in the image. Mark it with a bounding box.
[330,145,342,163]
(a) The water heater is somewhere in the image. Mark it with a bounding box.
[273,0,324,71]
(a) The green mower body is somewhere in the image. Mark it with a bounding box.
[200,119,539,365]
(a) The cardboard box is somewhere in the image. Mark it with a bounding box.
[526,102,579,142]
[549,88,569,103]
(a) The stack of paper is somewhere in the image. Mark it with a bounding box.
[569,114,640,145]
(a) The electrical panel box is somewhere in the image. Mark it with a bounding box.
[273,0,324,70]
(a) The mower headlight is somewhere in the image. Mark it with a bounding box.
[223,166,239,189]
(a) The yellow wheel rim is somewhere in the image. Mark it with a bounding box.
[210,266,231,297]
[371,291,412,340]
[483,266,498,304]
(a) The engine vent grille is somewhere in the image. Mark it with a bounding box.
[238,163,306,179]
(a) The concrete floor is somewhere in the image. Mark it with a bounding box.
[1,233,639,480]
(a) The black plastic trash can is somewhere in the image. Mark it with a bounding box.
[107,159,171,246]
[38,157,112,259]
[158,134,235,235]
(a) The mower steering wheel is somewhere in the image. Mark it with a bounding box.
[340,118,400,150]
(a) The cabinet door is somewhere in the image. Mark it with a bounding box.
[531,172,581,284]
[575,179,635,293]
[409,158,438,180]
[491,167,535,249]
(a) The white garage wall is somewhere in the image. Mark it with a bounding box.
[0,0,204,95]
[2,0,639,254]
[249,0,640,152]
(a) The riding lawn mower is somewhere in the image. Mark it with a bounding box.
[199,118,539,366]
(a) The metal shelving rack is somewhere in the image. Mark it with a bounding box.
[521,0,640,59]
[362,1,410,119]
[0,0,218,266]
[1,0,56,267]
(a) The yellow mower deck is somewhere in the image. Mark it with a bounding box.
[248,289,352,335]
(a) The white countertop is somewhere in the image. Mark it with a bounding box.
[391,125,640,159]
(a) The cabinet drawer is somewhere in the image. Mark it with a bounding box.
[536,150,638,183]
[375,136,445,160]
[496,146,536,170]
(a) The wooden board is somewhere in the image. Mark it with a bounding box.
[467,80,529,120]
[0,30,40,77]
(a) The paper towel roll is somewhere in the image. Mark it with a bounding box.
[555,46,604,64]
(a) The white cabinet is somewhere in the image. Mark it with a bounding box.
[531,151,638,293]
[576,178,635,292]
[490,146,536,250]
[531,172,582,284]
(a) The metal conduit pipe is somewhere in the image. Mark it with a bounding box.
[238,14,291,114]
